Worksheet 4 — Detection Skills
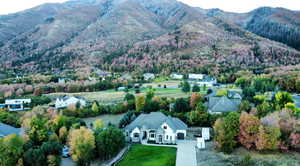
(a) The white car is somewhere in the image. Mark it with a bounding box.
[62,145,70,158]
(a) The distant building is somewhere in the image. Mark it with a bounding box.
[197,77,217,87]
[58,78,72,84]
[117,87,126,91]
[188,74,204,80]
[124,112,188,144]
[143,73,155,81]
[170,73,184,80]
[205,90,242,114]
[206,96,241,114]
[4,99,31,111]
[120,74,133,80]
[55,96,87,109]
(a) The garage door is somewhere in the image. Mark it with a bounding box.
[177,133,185,140]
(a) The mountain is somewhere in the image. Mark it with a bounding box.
[0,0,300,73]
[203,7,300,50]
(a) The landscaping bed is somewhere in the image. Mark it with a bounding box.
[117,144,176,166]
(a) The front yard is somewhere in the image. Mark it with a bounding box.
[117,145,177,166]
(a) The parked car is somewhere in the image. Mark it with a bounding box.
[62,145,70,158]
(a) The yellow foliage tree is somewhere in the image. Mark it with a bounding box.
[68,127,95,165]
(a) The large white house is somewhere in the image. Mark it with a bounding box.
[4,99,31,111]
[188,74,204,80]
[124,112,188,144]
[143,73,155,81]
[197,77,217,87]
[55,96,87,109]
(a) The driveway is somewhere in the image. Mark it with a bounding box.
[176,140,197,166]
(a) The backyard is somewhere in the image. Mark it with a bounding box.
[117,145,177,166]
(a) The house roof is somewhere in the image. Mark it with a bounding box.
[0,123,21,137]
[125,112,187,132]
[199,77,216,83]
[293,95,300,108]
[57,96,86,101]
[207,96,241,113]
[228,91,242,99]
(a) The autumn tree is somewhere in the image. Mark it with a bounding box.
[290,133,300,150]
[239,112,260,149]
[135,95,145,112]
[213,112,240,153]
[59,127,68,144]
[255,125,281,151]
[0,134,24,166]
[25,117,49,145]
[275,92,293,109]
[190,93,203,109]
[93,119,105,131]
[256,102,273,118]
[68,127,95,166]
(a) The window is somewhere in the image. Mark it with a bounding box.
[134,133,139,137]
[150,133,155,138]
[163,126,167,129]
[166,135,168,140]
[170,136,172,140]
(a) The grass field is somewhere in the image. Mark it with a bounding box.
[117,145,177,166]
[46,81,198,105]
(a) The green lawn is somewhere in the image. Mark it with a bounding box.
[117,145,177,166]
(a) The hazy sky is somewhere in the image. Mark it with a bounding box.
[0,0,299,15]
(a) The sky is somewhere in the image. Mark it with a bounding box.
[0,0,299,15]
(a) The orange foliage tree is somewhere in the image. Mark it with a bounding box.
[238,112,260,149]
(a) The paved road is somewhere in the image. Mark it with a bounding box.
[176,140,197,166]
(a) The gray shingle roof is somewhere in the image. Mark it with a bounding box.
[293,95,300,108]
[207,96,241,113]
[124,112,187,132]
[0,123,21,137]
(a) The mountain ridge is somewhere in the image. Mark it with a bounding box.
[0,0,299,73]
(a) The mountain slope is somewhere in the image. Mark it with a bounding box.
[0,3,74,46]
[110,19,300,73]
[204,7,300,50]
[0,0,299,73]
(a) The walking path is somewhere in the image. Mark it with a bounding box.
[176,140,197,166]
